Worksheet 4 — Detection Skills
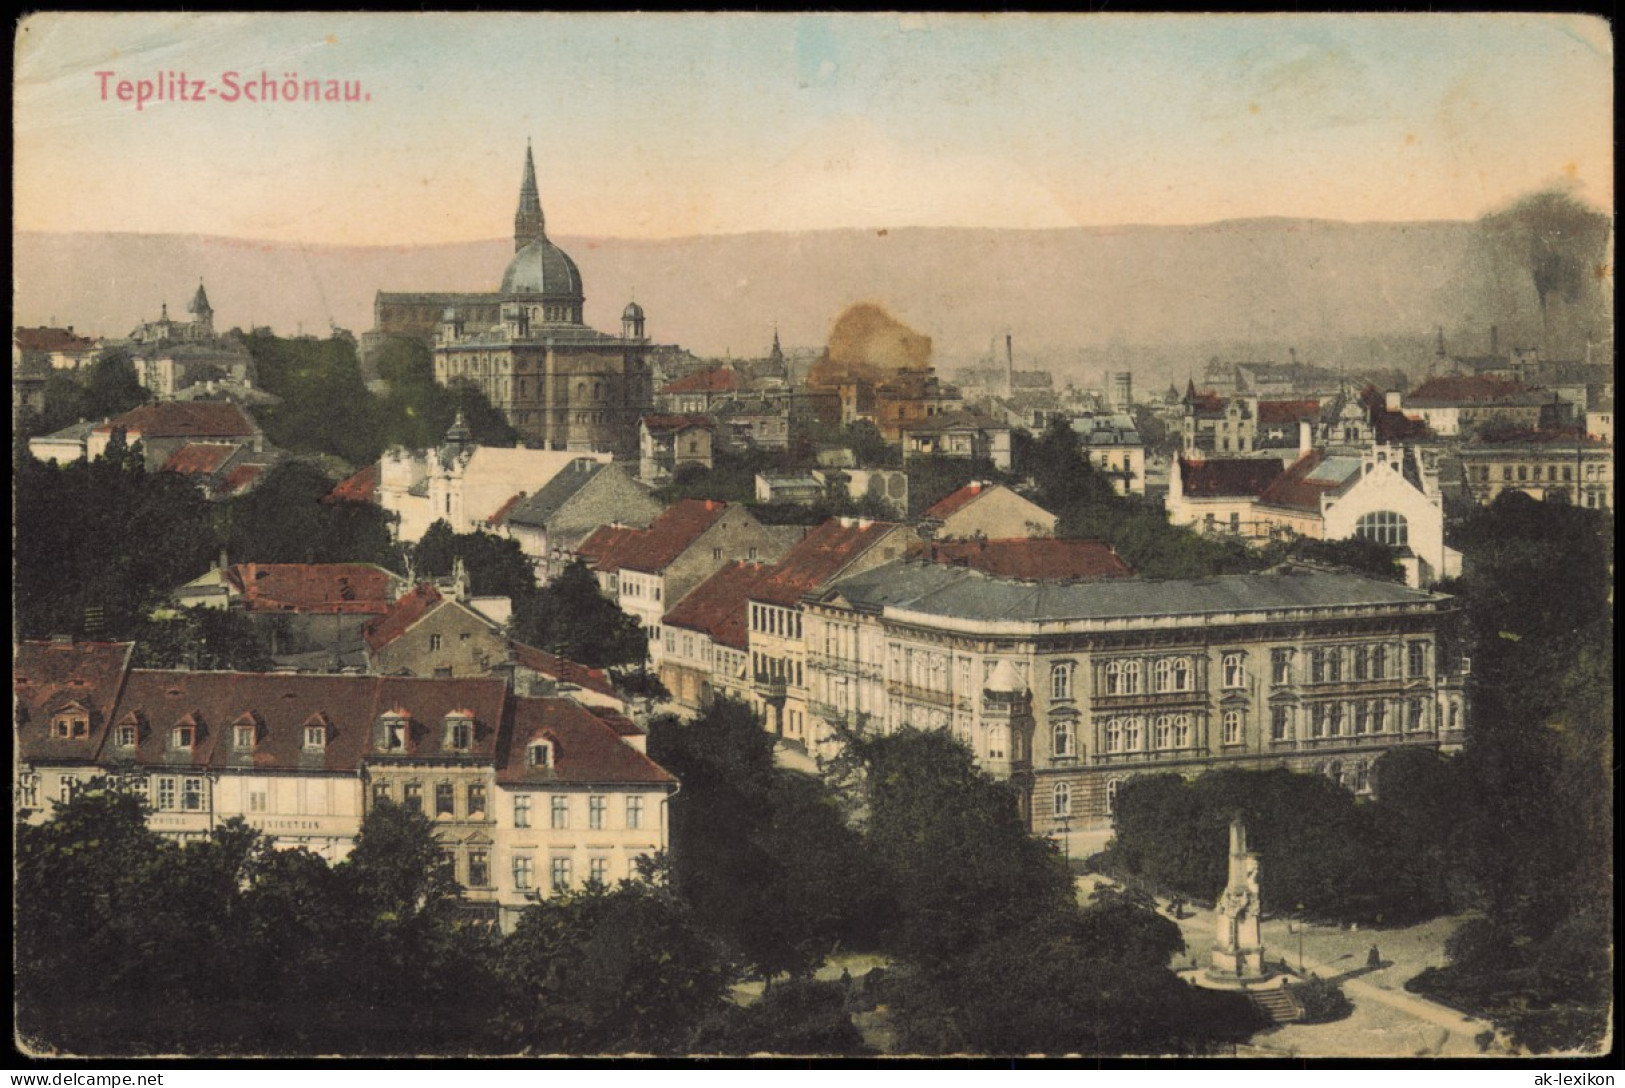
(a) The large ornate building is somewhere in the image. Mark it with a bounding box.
[371,146,653,453]
[802,561,1467,853]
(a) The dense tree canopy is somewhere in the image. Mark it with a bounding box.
[510,560,647,669]
[412,520,537,600]
[648,699,887,981]
[14,435,218,640]
[218,460,397,568]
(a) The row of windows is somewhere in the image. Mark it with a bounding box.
[1272,643,1430,685]
[1100,715,1194,753]
[511,854,612,893]
[1271,698,1436,741]
[751,604,802,640]
[752,652,803,689]
[511,792,645,831]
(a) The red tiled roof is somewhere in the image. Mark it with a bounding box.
[217,464,265,496]
[1406,375,1531,405]
[1256,450,1348,513]
[1258,399,1321,425]
[498,697,675,787]
[576,524,637,567]
[585,705,645,740]
[749,518,904,606]
[227,563,401,615]
[587,498,730,574]
[15,326,95,353]
[508,641,620,700]
[102,670,508,773]
[322,464,378,505]
[162,442,241,476]
[484,492,526,528]
[920,538,1134,580]
[922,481,993,520]
[641,414,715,434]
[661,561,775,649]
[98,401,258,440]
[362,584,445,652]
[1178,457,1284,498]
[659,367,741,395]
[14,641,135,766]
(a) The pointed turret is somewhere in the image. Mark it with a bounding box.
[514,141,546,252]
[189,279,212,317]
[769,324,785,368]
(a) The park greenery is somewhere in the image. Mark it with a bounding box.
[1102,490,1613,1053]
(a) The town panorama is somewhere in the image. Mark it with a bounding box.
[13,13,1613,1062]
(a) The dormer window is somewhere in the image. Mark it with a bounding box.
[51,705,91,739]
[304,725,327,751]
[378,711,410,752]
[116,725,137,748]
[173,725,196,750]
[527,739,554,768]
[233,714,258,749]
[444,712,474,752]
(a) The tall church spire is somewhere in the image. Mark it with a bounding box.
[514,141,546,252]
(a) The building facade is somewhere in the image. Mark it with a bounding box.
[803,562,1467,852]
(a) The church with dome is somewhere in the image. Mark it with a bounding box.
[369,145,653,453]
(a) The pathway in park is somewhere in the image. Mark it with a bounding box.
[1077,875,1503,1058]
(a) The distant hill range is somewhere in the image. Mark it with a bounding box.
[13,219,1605,380]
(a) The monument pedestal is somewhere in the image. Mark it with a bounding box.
[1200,814,1274,990]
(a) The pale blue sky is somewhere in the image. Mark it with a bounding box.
[14,12,1613,244]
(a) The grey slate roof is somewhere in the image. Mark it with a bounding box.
[814,559,1443,624]
[505,459,604,528]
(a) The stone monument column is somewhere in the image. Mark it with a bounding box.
[1208,815,1270,983]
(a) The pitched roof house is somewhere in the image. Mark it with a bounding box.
[920,481,1058,541]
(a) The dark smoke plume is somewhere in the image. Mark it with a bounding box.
[1479,190,1612,355]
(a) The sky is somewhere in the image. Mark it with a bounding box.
[13,12,1614,246]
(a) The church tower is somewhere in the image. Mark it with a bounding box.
[514,142,546,252]
[188,279,214,340]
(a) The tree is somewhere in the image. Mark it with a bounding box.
[693,978,871,1055]
[219,459,396,568]
[14,439,219,640]
[83,347,151,420]
[130,606,275,672]
[511,559,647,669]
[499,882,732,1054]
[412,520,536,600]
[846,727,1073,969]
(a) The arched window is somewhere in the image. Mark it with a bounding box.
[1052,782,1071,818]
[1153,659,1172,692]
[1053,719,1074,758]
[1222,652,1245,689]
[1153,716,1173,749]
[1121,661,1141,695]
[1222,709,1242,745]
[1171,658,1191,691]
[1356,510,1408,548]
[1104,661,1122,696]
[1051,662,1073,701]
[1123,716,1143,751]
[1105,719,1123,753]
[1106,777,1122,815]
[1173,715,1192,747]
